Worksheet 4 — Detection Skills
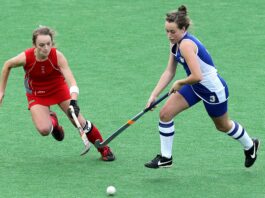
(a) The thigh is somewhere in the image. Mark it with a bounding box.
[160,85,201,121]
[203,100,228,118]
[211,112,233,132]
[178,84,201,107]
[58,99,71,115]
[30,104,52,130]
[204,101,233,132]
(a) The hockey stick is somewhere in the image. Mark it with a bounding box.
[94,92,171,148]
[69,105,91,156]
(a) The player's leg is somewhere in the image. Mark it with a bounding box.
[59,100,115,161]
[145,85,201,169]
[30,104,64,141]
[205,101,259,168]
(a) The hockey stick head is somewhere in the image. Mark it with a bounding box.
[69,105,91,156]
[80,144,91,156]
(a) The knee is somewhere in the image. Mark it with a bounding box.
[37,125,51,136]
[159,108,173,122]
[215,124,230,133]
[215,119,233,133]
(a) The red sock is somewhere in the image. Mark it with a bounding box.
[86,124,105,152]
[50,116,57,129]
[50,112,60,129]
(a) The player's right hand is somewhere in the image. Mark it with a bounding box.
[146,95,157,111]
[68,100,80,118]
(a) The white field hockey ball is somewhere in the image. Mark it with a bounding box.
[106,186,116,196]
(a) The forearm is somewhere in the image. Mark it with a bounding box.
[56,50,79,100]
[151,70,175,97]
[59,67,79,100]
[177,74,202,86]
[0,63,11,93]
[65,73,78,99]
[170,74,202,94]
[68,79,80,117]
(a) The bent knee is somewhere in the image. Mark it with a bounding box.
[37,126,51,136]
[215,125,230,133]
[159,109,173,122]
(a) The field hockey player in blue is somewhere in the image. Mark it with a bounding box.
[144,5,259,169]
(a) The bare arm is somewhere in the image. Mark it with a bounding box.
[170,40,202,93]
[0,52,25,105]
[147,45,177,107]
[56,50,78,100]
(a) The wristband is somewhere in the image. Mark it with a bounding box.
[70,86,79,95]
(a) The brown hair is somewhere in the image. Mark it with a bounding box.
[166,5,191,30]
[32,26,55,45]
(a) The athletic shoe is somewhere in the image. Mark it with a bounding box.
[100,146,115,161]
[144,154,172,169]
[244,138,260,168]
[50,111,64,141]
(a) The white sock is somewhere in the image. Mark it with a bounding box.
[159,120,175,158]
[227,121,253,150]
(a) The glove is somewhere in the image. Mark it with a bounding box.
[68,100,80,118]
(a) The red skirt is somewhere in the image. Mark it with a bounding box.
[26,84,71,109]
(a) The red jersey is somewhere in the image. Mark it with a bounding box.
[24,48,70,108]
[24,47,67,96]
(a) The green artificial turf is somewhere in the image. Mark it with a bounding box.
[0,0,264,197]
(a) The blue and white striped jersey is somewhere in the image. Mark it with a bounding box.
[171,32,229,104]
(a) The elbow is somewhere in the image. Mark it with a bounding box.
[4,60,10,67]
[3,61,12,72]
[191,74,203,84]
[196,75,203,82]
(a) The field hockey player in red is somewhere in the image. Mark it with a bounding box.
[0,26,115,161]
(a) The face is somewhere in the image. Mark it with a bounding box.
[34,35,52,59]
[165,21,186,44]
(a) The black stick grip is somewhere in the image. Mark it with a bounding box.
[144,92,170,112]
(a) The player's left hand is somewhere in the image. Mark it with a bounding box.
[170,80,183,93]
[68,100,80,118]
